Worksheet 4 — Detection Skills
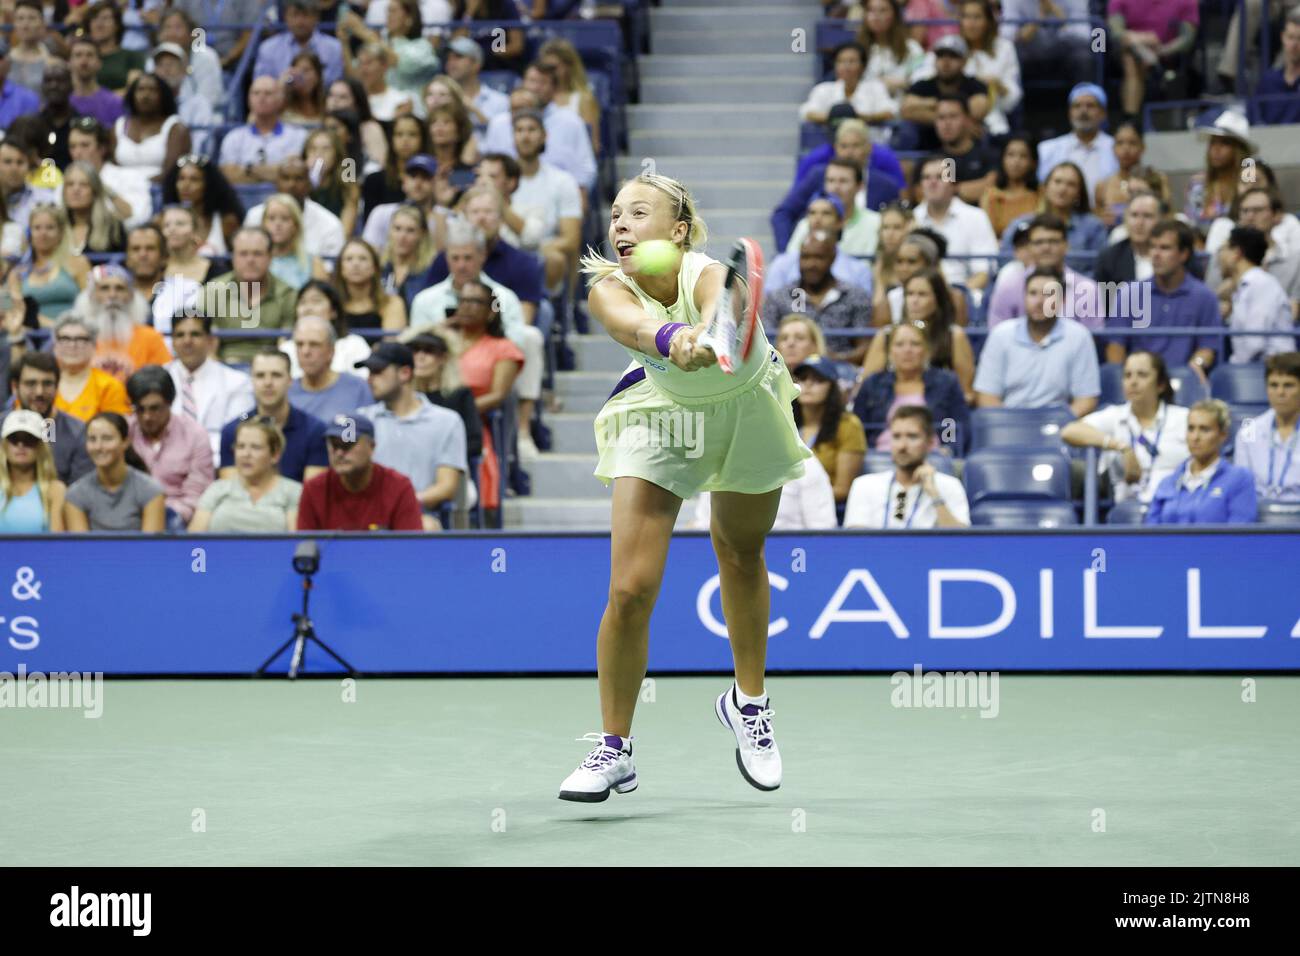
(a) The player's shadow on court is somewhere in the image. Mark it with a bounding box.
[556,802,757,824]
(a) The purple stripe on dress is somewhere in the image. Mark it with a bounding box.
[606,367,647,402]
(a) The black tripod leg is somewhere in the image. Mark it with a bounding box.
[257,635,300,675]
[301,626,356,675]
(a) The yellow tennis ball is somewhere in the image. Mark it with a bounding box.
[631,240,681,276]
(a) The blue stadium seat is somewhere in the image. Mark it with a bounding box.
[970,501,1078,528]
[1210,363,1267,404]
[968,406,1074,452]
[479,70,518,96]
[861,451,956,476]
[1168,366,1209,406]
[962,450,1073,505]
[1106,499,1149,524]
[1257,500,1300,526]
[1099,362,1124,406]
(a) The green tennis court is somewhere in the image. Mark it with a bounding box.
[4,676,1296,866]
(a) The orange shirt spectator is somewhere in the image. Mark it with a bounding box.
[95,323,173,381]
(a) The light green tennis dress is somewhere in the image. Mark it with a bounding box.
[593,250,813,499]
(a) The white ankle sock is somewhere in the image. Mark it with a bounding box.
[733,684,768,708]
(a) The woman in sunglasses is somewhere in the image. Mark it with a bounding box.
[161,154,244,257]
[0,410,66,533]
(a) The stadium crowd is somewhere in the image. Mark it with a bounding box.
[1,0,1299,533]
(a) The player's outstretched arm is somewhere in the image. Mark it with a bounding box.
[589,275,717,371]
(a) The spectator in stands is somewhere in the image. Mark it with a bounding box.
[1256,11,1300,126]
[154,8,223,108]
[938,0,1019,138]
[114,73,189,185]
[503,111,583,287]
[37,59,79,171]
[800,41,897,138]
[381,205,437,310]
[931,95,998,205]
[280,51,328,128]
[220,77,309,186]
[423,76,484,165]
[787,162,882,257]
[974,267,1101,414]
[1109,0,1198,120]
[1218,226,1297,363]
[286,313,373,424]
[988,213,1101,330]
[1184,111,1253,231]
[0,408,65,532]
[856,0,926,112]
[0,139,55,231]
[124,364,212,530]
[1094,191,1162,287]
[305,129,360,238]
[999,160,1106,255]
[442,36,508,130]
[1000,0,1093,88]
[155,206,217,327]
[207,227,300,364]
[62,162,125,255]
[68,36,122,128]
[899,35,990,152]
[1235,352,1300,501]
[75,262,170,380]
[254,0,343,89]
[0,39,40,127]
[906,0,962,49]
[259,194,328,290]
[172,0,264,72]
[693,453,838,531]
[49,315,130,421]
[409,331,482,464]
[356,341,467,530]
[1063,349,1190,503]
[336,238,406,332]
[165,313,253,468]
[534,37,596,146]
[355,42,418,121]
[912,154,999,290]
[760,231,874,362]
[189,416,302,532]
[296,410,423,531]
[64,410,164,531]
[162,156,244,257]
[980,135,1039,237]
[874,228,970,326]
[362,153,446,251]
[244,158,346,261]
[124,224,169,330]
[326,78,389,173]
[870,201,912,317]
[339,2,440,118]
[4,352,94,484]
[1105,219,1221,372]
[286,279,372,379]
[482,62,596,195]
[83,1,143,93]
[1146,399,1257,524]
[769,195,875,292]
[774,118,902,251]
[792,354,867,504]
[8,0,59,95]
[360,113,430,223]
[775,314,829,372]
[427,101,477,189]
[150,45,217,157]
[1036,83,1117,201]
[863,268,975,397]
[67,117,148,229]
[1093,120,1172,230]
[219,349,328,483]
[22,204,89,326]
[1204,187,1300,309]
[855,319,969,453]
[844,404,970,528]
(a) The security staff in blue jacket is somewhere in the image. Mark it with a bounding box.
[1146,399,1257,524]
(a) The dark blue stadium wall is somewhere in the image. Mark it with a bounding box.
[1,531,1298,674]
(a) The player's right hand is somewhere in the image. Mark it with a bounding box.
[669,324,718,372]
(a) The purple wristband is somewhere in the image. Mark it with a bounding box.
[655,322,688,357]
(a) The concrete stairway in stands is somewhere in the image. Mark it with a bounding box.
[503,0,820,530]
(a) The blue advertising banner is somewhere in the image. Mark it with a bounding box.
[0,531,1297,674]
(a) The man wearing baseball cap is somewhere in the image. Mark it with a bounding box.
[1036,83,1118,200]
[356,342,469,530]
[296,411,424,531]
[900,35,991,152]
[445,36,509,129]
[361,153,442,251]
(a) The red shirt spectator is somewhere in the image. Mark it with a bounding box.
[296,412,423,531]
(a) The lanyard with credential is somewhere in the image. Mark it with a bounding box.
[883,477,925,529]
[1127,406,1165,490]
[1268,424,1297,492]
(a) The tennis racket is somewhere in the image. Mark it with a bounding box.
[696,237,764,375]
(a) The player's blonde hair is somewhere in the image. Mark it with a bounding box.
[580,174,709,287]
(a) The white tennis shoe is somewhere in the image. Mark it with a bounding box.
[558,733,638,802]
[716,686,782,791]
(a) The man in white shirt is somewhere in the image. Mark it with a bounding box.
[798,41,896,133]
[166,313,254,468]
[1219,226,1296,363]
[245,157,345,257]
[1036,83,1118,200]
[500,110,582,288]
[912,155,999,289]
[218,77,308,185]
[1235,352,1300,501]
[1204,186,1300,308]
[843,406,970,528]
[480,63,596,195]
[443,36,509,129]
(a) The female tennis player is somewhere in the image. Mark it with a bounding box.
[558,174,813,802]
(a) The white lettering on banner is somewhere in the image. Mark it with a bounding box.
[698,572,788,639]
[1084,570,1163,638]
[4,565,43,650]
[1040,569,1054,639]
[1186,569,1266,638]
[49,886,151,936]
[928,570,1016,638]
[808,570,909,639]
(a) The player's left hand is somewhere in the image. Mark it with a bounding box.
[670,323,718,372]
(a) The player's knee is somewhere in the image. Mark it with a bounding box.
[607,580,658,621]
[711,531,765,570]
